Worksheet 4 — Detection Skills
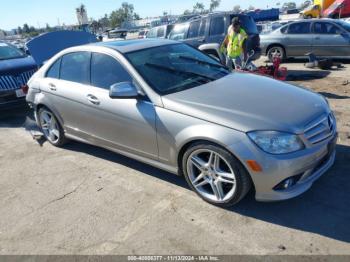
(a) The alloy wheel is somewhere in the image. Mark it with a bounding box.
[39,110,60,144]
[268,47,283,60]
[186,149,237,203]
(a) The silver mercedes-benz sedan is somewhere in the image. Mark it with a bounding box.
[26,39,337,206]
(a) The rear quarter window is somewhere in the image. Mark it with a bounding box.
[46,58,61,79]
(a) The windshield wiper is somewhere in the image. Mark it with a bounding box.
[178,55,227,69]
[145,62,216,81]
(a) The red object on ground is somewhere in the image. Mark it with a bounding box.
[238,57,288,81]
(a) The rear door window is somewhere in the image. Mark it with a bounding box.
[46,58,61,79]
[287,22,311,34]
[314,22,342,34]
[188,20,201,38]
[60,52,90,84]
[209,16,225,36]
[91,53,132,90]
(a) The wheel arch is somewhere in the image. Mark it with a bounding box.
[177,138,247,176]
[35,103,65,128]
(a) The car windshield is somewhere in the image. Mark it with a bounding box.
[125,43,230,95]
[0,43,26,60]
[336,20,350,32]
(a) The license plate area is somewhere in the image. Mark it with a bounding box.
[15,89,25,98]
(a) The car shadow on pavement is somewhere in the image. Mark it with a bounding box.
[231,144,350,243]
[318,92,350,100]
[64,140,350,243]
[0,106,32,128]
[63,141,189,189]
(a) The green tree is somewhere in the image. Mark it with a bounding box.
[183,9,192,15]
[233,5,241,13]
[248,5,255,11]
[23,23,30,33]
[193,2,205,14]
[110,2,139,28]
[17,26,23,35]
[209,0,221,12]
[98,14,110,29]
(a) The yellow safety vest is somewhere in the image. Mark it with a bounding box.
[227,28,247,58]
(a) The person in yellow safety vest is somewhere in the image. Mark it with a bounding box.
[221,17,248,70]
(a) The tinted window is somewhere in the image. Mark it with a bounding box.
[157,26,165,38]
[91,53,132,90]
[314,22,342,34]
[209,17,225,36]
[168,24,189,40]
[280,25,288,34]
[46,58,61,79]
[188,20,201,38]
[60,52,90,84]
[287,22,311,34]
[198,18,208,37]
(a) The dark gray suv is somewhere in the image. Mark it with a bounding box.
[168,13,261,62]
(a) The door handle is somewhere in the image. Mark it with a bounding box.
[198,39,205,43]
[315,37,320,40]
[87,94,100,105]
[48,83,56,91]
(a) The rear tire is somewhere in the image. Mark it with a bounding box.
[38,107,67,147]
[267,45,286,62]
[182,142,252,207]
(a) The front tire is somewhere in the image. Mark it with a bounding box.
[182,142,252,207]
[38,107,67,147]
[267,45,285,62]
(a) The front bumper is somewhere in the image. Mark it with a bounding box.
[0,90,27,110]
[227,131,337,202]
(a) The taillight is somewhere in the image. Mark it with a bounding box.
[21,84,29,94]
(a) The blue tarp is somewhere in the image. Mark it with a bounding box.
[245,8,280,22]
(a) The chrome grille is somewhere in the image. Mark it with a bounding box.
[0,69,36,91]
[304,113,335,144]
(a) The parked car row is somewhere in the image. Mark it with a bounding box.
[260,19,350,61]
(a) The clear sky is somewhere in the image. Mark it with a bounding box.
[1,0,305,30]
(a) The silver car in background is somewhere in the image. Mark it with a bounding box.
[261,19,350,61]
[26,39,337,206]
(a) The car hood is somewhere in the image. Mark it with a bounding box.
[27,31,97,66]
[0,56,37,76]
[162,73,329,133]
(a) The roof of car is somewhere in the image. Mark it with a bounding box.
[92,39,179,53]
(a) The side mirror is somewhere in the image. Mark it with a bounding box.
[109,82,139,99]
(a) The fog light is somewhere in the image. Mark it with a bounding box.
[282,178,294,189]
[273,174,302,191]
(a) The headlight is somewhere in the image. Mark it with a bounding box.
[247,131,304,154]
